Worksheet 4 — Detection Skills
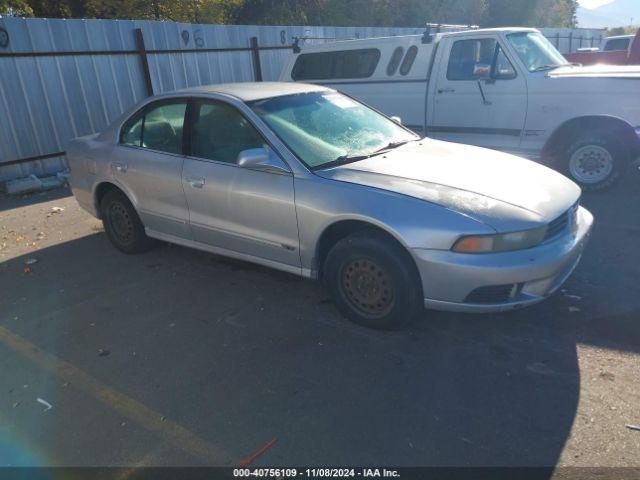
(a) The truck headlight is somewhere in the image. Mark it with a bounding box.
[452,228,546,253]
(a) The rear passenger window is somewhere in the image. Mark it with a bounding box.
[143,103,187,154]
[120,101,187,155]
[387,46,404,76]
[121,113,143,147]
[399,45,418,75]
[189,101,265,164]
[291,48,380,80]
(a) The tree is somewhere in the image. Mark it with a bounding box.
[482,0,576,27]
[0,0,34,16]
[27,0,88,17]
[2,0,578,28]
[607,26,637,35]
[529,0,577,28]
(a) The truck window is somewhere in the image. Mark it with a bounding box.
[447,39,496,81]
[387,46,404,76]
[493,45,517,79]
[291,49,381,80]
[603,38,631,51]
[507,32,565,72]
[399,45,418,75]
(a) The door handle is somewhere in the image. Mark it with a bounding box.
[437,88,455,94]
[186,176,205,189]
[112,162,127,173]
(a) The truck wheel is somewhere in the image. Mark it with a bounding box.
[323,233,423,330]
[100,189,156,254]
[564,132,625,191]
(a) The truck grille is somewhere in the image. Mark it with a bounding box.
[465,284,520,304]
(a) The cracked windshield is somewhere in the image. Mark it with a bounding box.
[250,92,417,168]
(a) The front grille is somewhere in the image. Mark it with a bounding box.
[544,204,576,242]
[465,284,520,304]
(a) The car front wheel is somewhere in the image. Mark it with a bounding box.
[323,232,423,330]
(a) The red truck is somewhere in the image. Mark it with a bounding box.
[565,29,640,66]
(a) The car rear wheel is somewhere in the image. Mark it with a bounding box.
[564,132,625,191]
[100,189,156,254]
[323,233,423,330]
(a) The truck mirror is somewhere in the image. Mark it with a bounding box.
[473,63,491,80]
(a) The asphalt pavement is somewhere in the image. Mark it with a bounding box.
[0,182,639,469]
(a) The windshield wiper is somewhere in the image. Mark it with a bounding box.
[332,153,372,164]
[315,139,416,171]
[532,63,579,72]
[331,140,412,164]
[371,139,414,154]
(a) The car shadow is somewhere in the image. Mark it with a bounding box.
[0,232,601,469]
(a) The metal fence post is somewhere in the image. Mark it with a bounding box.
[250,36,263,82]
[134,28,154,97]
[568,32,573,52]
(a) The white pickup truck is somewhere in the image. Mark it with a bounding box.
[280,27,640,190]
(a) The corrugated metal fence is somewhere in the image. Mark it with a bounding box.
[0,17,604,183]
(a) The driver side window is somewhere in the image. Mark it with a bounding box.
[189,101,266,164]
[446,38,516,81]
[447,38,496,81]
[120,100,187,155]
[493,45,517,79]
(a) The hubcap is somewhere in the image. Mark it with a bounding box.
[340,258,395,318]
[569,145,614,184]
[108,202,134,244]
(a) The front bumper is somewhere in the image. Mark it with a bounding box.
[413,206,593,313]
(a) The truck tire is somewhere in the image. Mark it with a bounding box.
[564,131,625,191]
[100,189,156,254]
[323,232,423,330]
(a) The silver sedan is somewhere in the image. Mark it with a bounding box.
[68,82,593,329]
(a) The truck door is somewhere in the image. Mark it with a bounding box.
[429,35,527,154]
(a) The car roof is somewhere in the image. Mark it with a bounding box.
[173,81,331,102]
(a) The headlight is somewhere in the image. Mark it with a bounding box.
[452,227,546,253]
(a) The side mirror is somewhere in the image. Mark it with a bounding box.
[473,63,491,80]
[390,116,402,125]
[236,147,291,175]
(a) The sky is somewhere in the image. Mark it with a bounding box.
[578,0,616,9]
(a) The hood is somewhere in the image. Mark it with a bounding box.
[548,64,640,79]
[315,139,581,232]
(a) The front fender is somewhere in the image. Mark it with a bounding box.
[294,176,494,272]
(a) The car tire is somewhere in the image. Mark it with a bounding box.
[100,189,156,254]
[563,131,626,191]
[323,232,423,330]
